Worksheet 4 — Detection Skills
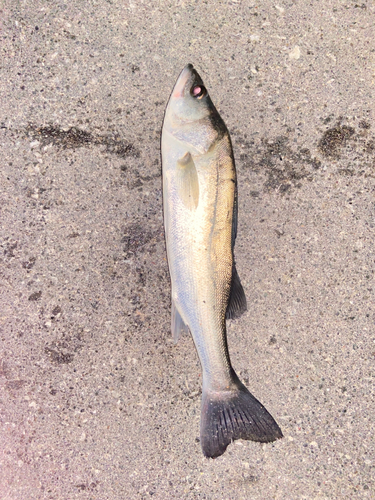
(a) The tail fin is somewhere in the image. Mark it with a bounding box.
[200,377,283,458]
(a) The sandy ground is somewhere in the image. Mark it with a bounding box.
[1,1,374,498]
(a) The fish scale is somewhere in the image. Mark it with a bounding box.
[162,63,282,458]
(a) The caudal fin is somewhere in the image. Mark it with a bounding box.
[200,378,283,458]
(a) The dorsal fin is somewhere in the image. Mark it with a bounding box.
[231,181,238,247]
[226,264,247,319]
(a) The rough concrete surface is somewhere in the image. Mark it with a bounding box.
[0,1,374,499]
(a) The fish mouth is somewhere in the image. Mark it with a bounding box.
[172,63,203,99]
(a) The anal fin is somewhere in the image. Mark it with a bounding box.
[172,300,190,343]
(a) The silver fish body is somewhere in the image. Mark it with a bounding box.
[161,64,282,458]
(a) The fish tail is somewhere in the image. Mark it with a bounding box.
[200,373,283,458]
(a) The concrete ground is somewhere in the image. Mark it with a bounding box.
[1,1,374,498]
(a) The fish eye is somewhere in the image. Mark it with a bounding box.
[191,85,206,99]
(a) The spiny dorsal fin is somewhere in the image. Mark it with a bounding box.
[226,264,247,319]
[176,152,199,210]
[231,181,238,247]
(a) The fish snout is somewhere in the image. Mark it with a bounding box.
[172,64,195,99]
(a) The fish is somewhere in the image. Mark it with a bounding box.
[161,64,283,458]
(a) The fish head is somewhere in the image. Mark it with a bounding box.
[163,64,227,154]
[167,64,211,122]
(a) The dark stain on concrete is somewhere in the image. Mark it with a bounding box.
[238,135,321,193]
[24,124,139,159]
[28,291,42,301]
[45,347,74,364]
[318,125,355,158]
[22,256,37,270]
[5,380,27,390]
[3,240,18,258]
[122,222,163,259]
[237,117,374,193]
[51,306,62,317]
[317,118,374,178]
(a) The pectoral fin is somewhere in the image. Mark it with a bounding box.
[176,152,199,210]
[172,300,190,343]
[226,264,247,319]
